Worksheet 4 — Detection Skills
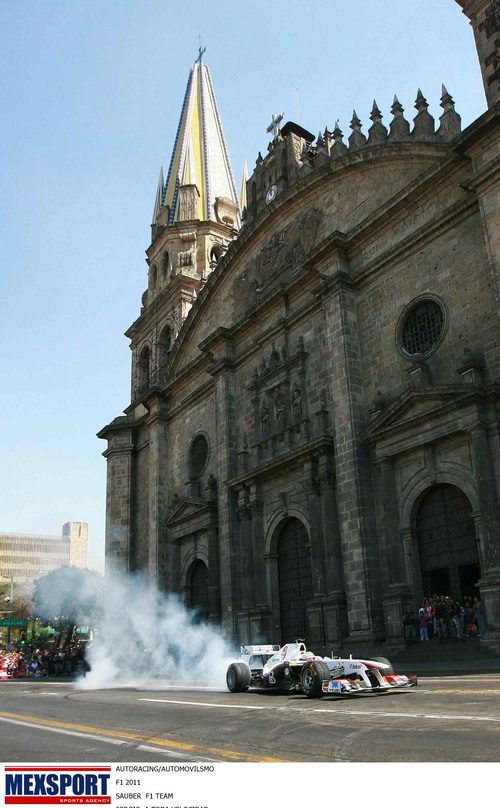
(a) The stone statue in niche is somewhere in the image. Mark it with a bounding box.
[275,388,286,431]
[261,403,270,440]
[250,278,263,305]
[269,345,280,368]
[291,387,303,422]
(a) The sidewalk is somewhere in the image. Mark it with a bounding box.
[395,656,500,676]
[390,636,500,676]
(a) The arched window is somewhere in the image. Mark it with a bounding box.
[162,252,170,281]
[157,324,172,383]
[137,345,151,394]
[150,264,158,291]
[189,433,209,479]
[209,244,224,268]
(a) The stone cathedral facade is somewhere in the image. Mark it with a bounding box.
[100,0,500,653]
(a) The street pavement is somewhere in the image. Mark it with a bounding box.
[0,672,499,762]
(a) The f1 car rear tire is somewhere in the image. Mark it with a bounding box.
[226,662,251,693]
[300,660,331,699]
[372,656,394,674]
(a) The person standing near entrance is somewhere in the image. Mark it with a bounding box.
[418,604,430,641]
[474,596,486,637]
[434,596,448,642]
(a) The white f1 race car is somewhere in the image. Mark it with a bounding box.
[226,642,417,698]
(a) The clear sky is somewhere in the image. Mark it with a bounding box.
[0,0,486,571]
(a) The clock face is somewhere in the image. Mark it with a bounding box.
[266,184,277,204]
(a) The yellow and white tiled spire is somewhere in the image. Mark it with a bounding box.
[154,51,240,227]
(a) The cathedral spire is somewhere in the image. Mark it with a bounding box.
[154,56,240,229]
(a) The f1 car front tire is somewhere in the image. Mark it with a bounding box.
[372,656,394,674]
[300,660,331,699]
[226,662,251,693]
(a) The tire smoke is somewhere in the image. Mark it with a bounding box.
[73,570,237,690]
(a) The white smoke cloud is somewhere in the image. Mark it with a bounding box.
[74,570,237,691]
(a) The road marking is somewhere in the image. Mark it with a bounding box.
[428,688,500,695]
[312,708,500,723]
[140,698,267,710]
[0,711,286,763]
[137,697,500,724]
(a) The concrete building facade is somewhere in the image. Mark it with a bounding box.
[100,2,500,653]
[0,522,89,596]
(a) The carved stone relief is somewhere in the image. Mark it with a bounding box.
[235,208,323,316]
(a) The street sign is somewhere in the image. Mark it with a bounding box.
[0,619,27,628]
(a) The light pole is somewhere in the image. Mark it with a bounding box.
[0,576,14,649]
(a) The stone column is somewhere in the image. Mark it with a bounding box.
[101,426,135,575]
[470,426,500,648]
[470,425,500,572]
[236,489,254,611]
[248,486,267,609]
[205,335,239,639]
[380,458,408,586]
[319,280,381,645]
[302,464,327,647]
[379,458,410,648]
[147,395,169,586]
[400,526,421,599]
[317,454,348,645]
[207,526,221,623]
[303,461,326,597]
[264,552,281,644]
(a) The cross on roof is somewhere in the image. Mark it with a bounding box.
[266,112,284,139]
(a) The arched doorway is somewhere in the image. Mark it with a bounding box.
[189,560,209,622]
[277,518,312,644]
[416,484,480,600]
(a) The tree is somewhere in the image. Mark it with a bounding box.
[33,567,104,649]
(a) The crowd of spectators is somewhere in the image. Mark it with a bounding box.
[0,646,89,678]
[403,594,486,643]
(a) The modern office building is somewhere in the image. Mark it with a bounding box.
[0,522,88,596]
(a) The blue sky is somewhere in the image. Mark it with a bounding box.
[0,1,486,571]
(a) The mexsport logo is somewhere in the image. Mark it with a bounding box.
[4,766,111,805]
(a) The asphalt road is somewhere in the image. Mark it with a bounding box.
[0,675,499,762]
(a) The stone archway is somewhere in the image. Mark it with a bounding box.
[189,560,209,621]
[416,484,480,600]
[277,518,312,644]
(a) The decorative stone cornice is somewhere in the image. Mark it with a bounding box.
[227,435,334,488]
[362,383,500,445]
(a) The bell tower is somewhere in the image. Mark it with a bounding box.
[128,49,240,400]
[456,0,499,107]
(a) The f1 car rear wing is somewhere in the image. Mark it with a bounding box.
[240,645,280,656]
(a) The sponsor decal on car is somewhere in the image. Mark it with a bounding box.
[322,681,342,693]
[4,766,111,805]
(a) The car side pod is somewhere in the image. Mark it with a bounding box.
[226,662,251,692]
[300,660,331,698]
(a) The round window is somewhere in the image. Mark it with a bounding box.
[189,434,209,479]
[399,298,445,357]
